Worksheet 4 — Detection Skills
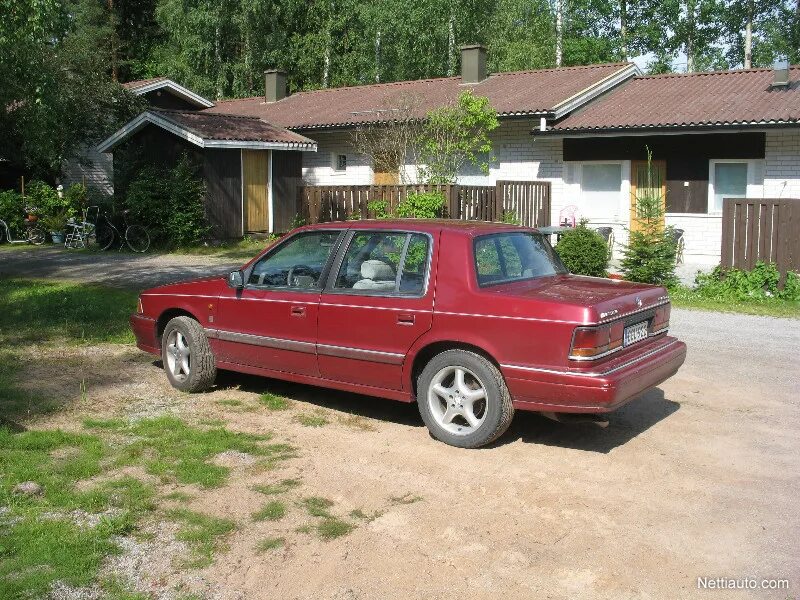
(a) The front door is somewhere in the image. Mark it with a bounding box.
[630,159,666,231]
[317,229,435,391]
[214,229,343,376]
[243,149,269,232]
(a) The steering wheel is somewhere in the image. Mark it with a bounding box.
[286,264,316,287]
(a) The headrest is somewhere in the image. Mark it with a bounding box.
[360,259,395,281]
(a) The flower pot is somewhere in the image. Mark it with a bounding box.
[50,232,65,244]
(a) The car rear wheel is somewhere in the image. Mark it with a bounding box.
[161,316,216,392]
[417,349,514,448]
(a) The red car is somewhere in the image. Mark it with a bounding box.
[131,220,686,448]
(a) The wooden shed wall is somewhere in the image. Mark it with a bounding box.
[272,150,303,233]
[203,149,243,238]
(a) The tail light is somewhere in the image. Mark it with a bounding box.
[569,322,624,360]
[651,303,671,334]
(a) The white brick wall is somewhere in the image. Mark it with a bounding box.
[301,131,373,185]
[665,214,722,264]
[764,129,800,198]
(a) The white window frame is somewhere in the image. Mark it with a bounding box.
[708,159,759,214]
[578,160,628,222]
[331,152,347,173]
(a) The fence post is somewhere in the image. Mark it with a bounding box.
[494,181,504,222]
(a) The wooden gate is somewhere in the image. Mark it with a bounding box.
[721,198,800,284]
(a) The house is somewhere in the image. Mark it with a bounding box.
[101,47,800,263]
[61,77,216,196]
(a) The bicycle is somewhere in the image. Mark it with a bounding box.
[65,205,99,249]
[94,209,151,253]
[0,213,46,246]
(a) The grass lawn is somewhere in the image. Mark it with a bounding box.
[166,237,276,262]
[669,286,800,319]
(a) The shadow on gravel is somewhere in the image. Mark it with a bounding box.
[504,388,680,453]
[214,369,424,427]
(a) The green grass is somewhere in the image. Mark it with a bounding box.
[252,500,287,522]
[252,478,301,496]
[294,412,329,427]
[84,416,293,488]
[301,496,334,518]
[0,350,66,419]
[669,285,800,318]
[388,493,423,505]
[349,508,383,522]
[255,537,285,553]
[167,237,274,262]
[258,393,291,411]
[316,518,355,540]
[0,428,156,599]
[166,508,236,568]
[0,277,137,347]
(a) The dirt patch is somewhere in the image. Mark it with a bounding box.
[9,310,800,600]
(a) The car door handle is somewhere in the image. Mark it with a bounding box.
[290,306,306,317]
[397,313,415,326]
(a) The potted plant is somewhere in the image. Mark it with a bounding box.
[40,209,69,244]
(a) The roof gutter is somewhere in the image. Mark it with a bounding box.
[537,120,800,138]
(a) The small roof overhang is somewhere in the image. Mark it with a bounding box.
[124,78,215,109]
[97,110,318,153]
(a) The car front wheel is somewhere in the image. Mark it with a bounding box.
[417,349,514,448]
[161,316,217,392]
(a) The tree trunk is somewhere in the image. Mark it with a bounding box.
[323,1,332,88]
[555,0,564,67]
[685,0,695,72]
[619,0,628,61]
[744,0,753,68]
[375,30,381,83]
[447,11,456,76]
[108,0,117,81]
[215,22,223,99]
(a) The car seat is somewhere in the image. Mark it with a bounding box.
[352,259,396,290]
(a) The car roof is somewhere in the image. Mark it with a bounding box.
[299,219,533,237]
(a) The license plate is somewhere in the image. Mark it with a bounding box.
[623,321,649,347]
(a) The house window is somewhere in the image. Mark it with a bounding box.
[332,153,347,172]
[580,163,622,219]
[710,161,748,213]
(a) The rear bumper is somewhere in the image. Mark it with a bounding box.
[504,336,687,413]
[130,314,160,355]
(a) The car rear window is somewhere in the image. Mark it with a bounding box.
[474,232,566,286]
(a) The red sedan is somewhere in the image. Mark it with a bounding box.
[131,220,686,448]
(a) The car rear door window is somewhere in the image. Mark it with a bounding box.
[333,231,430,295]
[474,232,565,286]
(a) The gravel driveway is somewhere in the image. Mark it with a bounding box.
[0,247,246,289]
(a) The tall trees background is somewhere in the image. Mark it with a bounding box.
[1,0,798,176]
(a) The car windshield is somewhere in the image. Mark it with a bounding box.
[474,232,566,286]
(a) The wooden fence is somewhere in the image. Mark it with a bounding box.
[721,198,800,284]
[298,180,551,228]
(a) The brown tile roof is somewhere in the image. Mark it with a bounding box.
[152,110,316,147]
[205,63,634,129]
[551,67,800,132]
[121,77,168,90]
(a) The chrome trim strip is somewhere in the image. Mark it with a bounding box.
[205,328,315,354]
[317,344,404,365]
[435,311,581,325]
[597,299,670,324]
[650,327,669,336]
[568,345,622,361]
[319,302,430,313]
[502,339,681,378]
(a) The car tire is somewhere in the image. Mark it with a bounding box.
[161,316,217,393]
[417,349,514,448]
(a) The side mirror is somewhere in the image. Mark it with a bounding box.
[228,270,244,289]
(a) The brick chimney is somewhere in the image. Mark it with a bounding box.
[264,69,287,103]
[460,44,487,84]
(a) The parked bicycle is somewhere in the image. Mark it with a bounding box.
[94,209,151,253]
[0,212,46,246]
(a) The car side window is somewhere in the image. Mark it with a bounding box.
[333,231,430,295]
[474,232,565,286]
[248,231,340,289]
